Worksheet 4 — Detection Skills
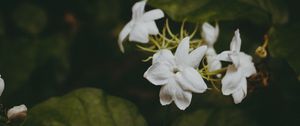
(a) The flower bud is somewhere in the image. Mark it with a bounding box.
[7,104,27,121]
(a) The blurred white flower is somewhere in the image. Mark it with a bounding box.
[7,104,27,121]
[201,22,219,46]
[216,29,256,104]
[144,37,207,110]
[201,22,221,73]
[118,0,164,52]
[0,75,4,96]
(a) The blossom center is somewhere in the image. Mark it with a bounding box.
[172,68,180,74]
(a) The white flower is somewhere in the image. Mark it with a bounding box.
[216,29,256,104]
[118,0,164,52]
[201,22,219,46]
[7,104,27,120]
[144,37,207,110]
[201,22,221,73]
[0,75,4,96]
[206,46,222,73]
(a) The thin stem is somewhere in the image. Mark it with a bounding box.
[165,19,179,41]
[142,56,153,62]
[190,23,199,39]
[180,19,186,39]
[136,45,157,53]
[149,37,161,49]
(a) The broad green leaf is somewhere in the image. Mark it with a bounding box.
[23,88,147,126]
[148,0,287,25]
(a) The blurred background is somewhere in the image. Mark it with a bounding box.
[0,0,299,126]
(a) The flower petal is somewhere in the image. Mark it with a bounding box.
[132,1,146,20]
[129,23,149,43]
[159,80,192,110]
[242,63,256,77]
[0,76,4,96]
[152,49,174,64]
[141,9,164,21]
[176,67,207,93]
[175,37,190,64]
[208,59,222,72]
[188,45,207,68]
[118,22,133,52]
[144,21,159,35]
[201,22,219,46]
[239,53,256,77]
[174,89,192,110]
[232,78,247,104]
[230,29,241,53]
[206,48,222,72]
[144,62,172,85]
[159,83,174,106]
[221,65,243,95]
[229,53,240,67]
[216,51,232,62]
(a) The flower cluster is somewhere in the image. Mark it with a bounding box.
[118,1,256,110]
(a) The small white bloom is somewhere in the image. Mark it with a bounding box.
[201,22,219,46]
[217,29,256,104]
[7,104,27,120]
[206,47,222,73]
[201,22,221,73]
[144,37,207,110]
[0,75,4,96]
[118,0,164,52]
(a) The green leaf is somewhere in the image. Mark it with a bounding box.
[23,88,147,126]
[172,108,257,126]
[148,0,288,25]
[269,23,300,75]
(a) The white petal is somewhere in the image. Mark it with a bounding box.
[243,63,256,77]
[221,65,243,95]
[144,62,172,85]
[241,78,247,96]
[208,59,222,72]
[175,37,190,64]
[175,67,207,93]
[232,78,247,104]
[239,53,256,77]
[152,49,174,64]
[230,29,241,53]
[129,23,149,43]
[232,89,244,104]
[206,48,222,72]
[201,22,219,46]
[159,83,174,106]
[132,1,146,20]
[229,53,240,67]
[174,90,192,110]
[118,22,133,53]
[188,45,207,68]
[0,76,4,96]
[144,21,159,35]
[216,51,232,62]
[141,9,164,21]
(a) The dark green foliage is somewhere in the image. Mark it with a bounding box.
[23,88,147,126]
